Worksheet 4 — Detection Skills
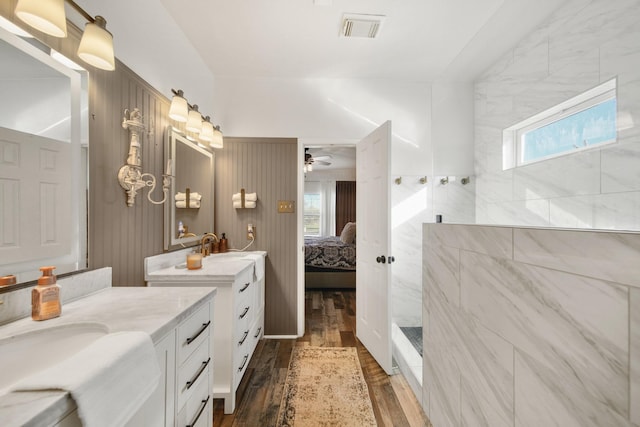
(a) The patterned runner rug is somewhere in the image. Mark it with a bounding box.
[276,347,377,426]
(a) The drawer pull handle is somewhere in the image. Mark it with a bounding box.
[186,357,211,390]
[186,321,211,345]
[239,282,251,292]
[186,395,210,427]
[239,306,250,319]
[238,330,249,345]
[238,354,249,372]
[254,327,262,338]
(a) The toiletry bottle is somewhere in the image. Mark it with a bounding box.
[178,221,184,238]
[32,266,61,321]
[220,233,228,253]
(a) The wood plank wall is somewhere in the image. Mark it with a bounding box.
[88,63,171,286]
[215,138,298,336]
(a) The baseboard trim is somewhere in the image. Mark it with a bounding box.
[264,335,299,339]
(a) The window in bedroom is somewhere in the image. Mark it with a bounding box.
[503,78,617,170]
[304,193,322,236]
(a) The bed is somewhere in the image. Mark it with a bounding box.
[304,222,356,289]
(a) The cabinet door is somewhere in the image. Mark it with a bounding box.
[126,331,176,427]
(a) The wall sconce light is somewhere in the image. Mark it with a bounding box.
[169,88,224,149]
[169,89,188,122]
[14,0,116,70]
[200,116,215,142]
[117,108,171,207]
[186,104,203,134]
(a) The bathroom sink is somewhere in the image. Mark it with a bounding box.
[0,322,109,392]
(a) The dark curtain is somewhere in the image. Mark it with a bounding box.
[335,181,356,235]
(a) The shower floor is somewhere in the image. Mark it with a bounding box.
[400,326,423,357]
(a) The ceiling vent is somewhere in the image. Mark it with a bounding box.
[341,13,385,38]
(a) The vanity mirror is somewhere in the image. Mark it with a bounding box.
[0,24,88,289]
[164,127,214,251]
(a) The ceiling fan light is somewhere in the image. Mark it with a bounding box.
[186,105,202,133]
[15,0,67,37]
[77,16,115,71]
[169,90,189,122]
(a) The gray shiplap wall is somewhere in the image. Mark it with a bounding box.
[215,137,298,336]
[88,62,170,286]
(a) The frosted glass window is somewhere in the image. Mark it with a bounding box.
[503,79,617,169]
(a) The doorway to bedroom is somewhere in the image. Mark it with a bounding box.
[302,145,357,291]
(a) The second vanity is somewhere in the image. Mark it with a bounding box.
[145,249,267,414]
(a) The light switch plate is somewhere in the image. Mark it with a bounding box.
[278,200,295,213]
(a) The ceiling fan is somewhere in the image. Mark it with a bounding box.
[304,148,332,170]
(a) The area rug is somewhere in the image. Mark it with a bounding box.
[276,347,377,426]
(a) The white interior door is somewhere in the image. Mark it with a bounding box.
[356,121,393,375]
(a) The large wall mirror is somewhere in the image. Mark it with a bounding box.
[164,127,214,251]
[0,24,88,288]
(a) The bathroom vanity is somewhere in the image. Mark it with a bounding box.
[0,275,216,427]
[145,249,267,414]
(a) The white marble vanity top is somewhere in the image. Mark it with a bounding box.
[145,250,267,283]
[0,286,217,427]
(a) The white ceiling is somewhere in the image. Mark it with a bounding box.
[159,0,565,81]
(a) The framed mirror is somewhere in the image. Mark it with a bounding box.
[0,24,88,287]
[164,127,214,251]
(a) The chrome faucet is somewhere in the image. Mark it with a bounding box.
[200,233,219,257]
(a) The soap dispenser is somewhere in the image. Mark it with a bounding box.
[32,266,61,321]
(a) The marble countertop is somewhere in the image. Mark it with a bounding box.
[0,286,217,427]
[145,250,267,283]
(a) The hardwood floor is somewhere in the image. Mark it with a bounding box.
[213,289,431,427]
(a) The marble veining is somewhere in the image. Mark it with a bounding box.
[424,224,638,426]
[513,228,640,288]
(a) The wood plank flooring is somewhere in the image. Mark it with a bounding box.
[213,290,432,426]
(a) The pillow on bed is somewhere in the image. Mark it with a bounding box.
[340,222,356,244]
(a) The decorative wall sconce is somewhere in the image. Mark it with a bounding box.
[14,0,115,70]
[117,108,171,207]
[169,89,224,149]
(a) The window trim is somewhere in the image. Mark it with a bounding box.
[503,78,617,170]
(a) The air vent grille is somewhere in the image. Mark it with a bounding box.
[341,14,385,38]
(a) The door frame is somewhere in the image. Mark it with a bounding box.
[296,138,358,336]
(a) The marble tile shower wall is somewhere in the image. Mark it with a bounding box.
[392,176,475,327]
[422,224,640,427]
[474,0,640,230]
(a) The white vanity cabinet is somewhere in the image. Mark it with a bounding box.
[131,300,214,427]
[213,266,265,413]
[145,251,266,415]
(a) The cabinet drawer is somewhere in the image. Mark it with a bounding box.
[233,350,251,390]
[234,298,253,326]
[177,338,211,409]
[233,269,253,295]
[176,367,211,427]
[177,303,211,365]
